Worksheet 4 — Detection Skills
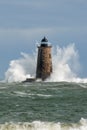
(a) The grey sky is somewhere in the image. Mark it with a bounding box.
[0,0,87,79]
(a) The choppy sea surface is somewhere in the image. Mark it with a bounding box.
[0,82,87,130]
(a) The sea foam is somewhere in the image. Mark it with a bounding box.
[0,118,87,130]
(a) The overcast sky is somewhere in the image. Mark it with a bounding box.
[0,0,87,79]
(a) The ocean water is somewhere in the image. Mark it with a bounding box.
[0,82,87,130]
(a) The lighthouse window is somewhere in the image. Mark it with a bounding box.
[49,54,51,58]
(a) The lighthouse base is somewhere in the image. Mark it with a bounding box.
[22,78,36,83]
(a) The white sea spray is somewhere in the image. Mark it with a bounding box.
[5,43,87,83]
[5,52,36,82]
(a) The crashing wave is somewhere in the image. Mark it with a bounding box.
[0,118,87,130]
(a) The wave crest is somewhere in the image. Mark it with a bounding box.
[0,118,87,130]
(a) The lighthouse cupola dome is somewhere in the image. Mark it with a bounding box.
[41,37,48,47]
[41,37,48,42]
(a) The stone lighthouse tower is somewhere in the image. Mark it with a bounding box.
[36,37,52,80]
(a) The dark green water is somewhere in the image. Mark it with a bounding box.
[0,82,87,129]
[0,82,87,123]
